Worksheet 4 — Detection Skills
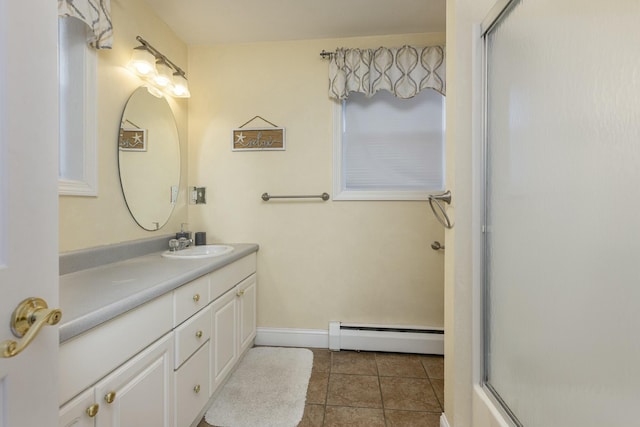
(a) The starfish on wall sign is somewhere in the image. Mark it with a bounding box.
[132,133,143,145]
[235,132,246,144]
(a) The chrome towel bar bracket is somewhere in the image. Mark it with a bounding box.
[262,192,330,201]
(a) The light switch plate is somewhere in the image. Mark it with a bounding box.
[190,186,206,204]
[170,185,178,204]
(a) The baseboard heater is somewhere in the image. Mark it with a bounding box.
[328,321,444,355]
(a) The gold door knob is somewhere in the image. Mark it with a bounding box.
[236,289,245,297]
[1,297,62,358]
[86,403,100,418]
[193,294,200,302]
[104,391,116,404]
[195,330,203,338]
[193,384,201,394]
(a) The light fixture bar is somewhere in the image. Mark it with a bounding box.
[130,36,190,98]
[135,36,187,78]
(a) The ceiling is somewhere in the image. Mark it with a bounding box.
[144,0,446,45]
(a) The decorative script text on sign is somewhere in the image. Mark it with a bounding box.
[232,128,286,151]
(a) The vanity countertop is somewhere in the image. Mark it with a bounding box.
[59,243,259,343]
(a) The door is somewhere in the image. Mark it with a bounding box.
[0,1,60,426]
[482,1,640,426]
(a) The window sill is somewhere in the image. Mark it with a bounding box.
[59,178,98,197]
[332,189,441,201]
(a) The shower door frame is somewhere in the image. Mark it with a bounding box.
[474,0,524,426]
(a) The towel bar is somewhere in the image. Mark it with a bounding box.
[261,192,330,201]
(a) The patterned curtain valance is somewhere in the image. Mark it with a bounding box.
[58,0,113,49]
[328,45,445,100]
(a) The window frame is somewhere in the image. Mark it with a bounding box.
[332,94,446,201]
[58,16,98,197]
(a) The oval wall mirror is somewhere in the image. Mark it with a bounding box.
[118,87,180,231]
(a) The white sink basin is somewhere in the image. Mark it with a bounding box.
[162,244,234,259]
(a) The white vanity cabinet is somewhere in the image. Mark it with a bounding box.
[210,286,238,390]
[59,293,174,427]
[59,332,174,427]
[172,278,212,427]
[93,333,174,427]
[210,272,257,393]
[174,340,210,427]
[59,388,96,427]
[59,252,257,427]
[173,274,210,327]
[236,273,257,355]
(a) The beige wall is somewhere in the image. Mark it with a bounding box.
[58,1,448,373]
[188,33,446,331]
[58,0,189,252]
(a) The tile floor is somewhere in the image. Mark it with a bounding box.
[199,348,444,427]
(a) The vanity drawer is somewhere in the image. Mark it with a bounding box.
[210,252,256,301]
[174,274,210,326]
[175,343,210,427]
[174,305,211,369]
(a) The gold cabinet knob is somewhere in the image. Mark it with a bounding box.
[1,297,62,358]
[236,289,245,297]
[193,384,201,394]
[193,294,200,302]
[104,391,116,404]
[195,330,203,338]
[86,403,99,418]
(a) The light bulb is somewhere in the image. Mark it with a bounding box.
[154,59,172,87]
[172,73,191,98]
[128,46,156,76]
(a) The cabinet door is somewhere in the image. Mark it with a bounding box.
[210,287,237,393]
[236,274,257,355]
[59,388,97,427]
[94,333,174,427]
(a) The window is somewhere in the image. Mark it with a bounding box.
[333,90,445,201]
[58,16,97,196]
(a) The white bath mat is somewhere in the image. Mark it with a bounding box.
[205,347,313,427]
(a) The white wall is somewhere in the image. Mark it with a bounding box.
[444,0,495,425]
[188,33,446,331]
[58,0,189,252]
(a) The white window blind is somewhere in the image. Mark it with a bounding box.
[334,90,444,201]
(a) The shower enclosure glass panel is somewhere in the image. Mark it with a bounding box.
[484,1,640,425]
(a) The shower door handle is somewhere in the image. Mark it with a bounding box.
[429,190,452,205]
[428,191,454,229]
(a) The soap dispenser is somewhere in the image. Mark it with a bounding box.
[176,223,191,240]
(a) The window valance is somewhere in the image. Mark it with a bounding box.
[58,0,113,49]
[328,45,445,100]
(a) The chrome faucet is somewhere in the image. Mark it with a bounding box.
[169,237,193,252]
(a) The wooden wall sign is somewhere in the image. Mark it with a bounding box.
[119,128,147,151]
[232,128,286,151]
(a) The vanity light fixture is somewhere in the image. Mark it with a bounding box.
[127,36,190,98]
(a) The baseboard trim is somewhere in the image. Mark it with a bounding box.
[255,327,329,348]
[255,326,444,355]
[440,413,451,427]
[338,328,444,355]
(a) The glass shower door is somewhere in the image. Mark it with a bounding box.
[483,1,640,425]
